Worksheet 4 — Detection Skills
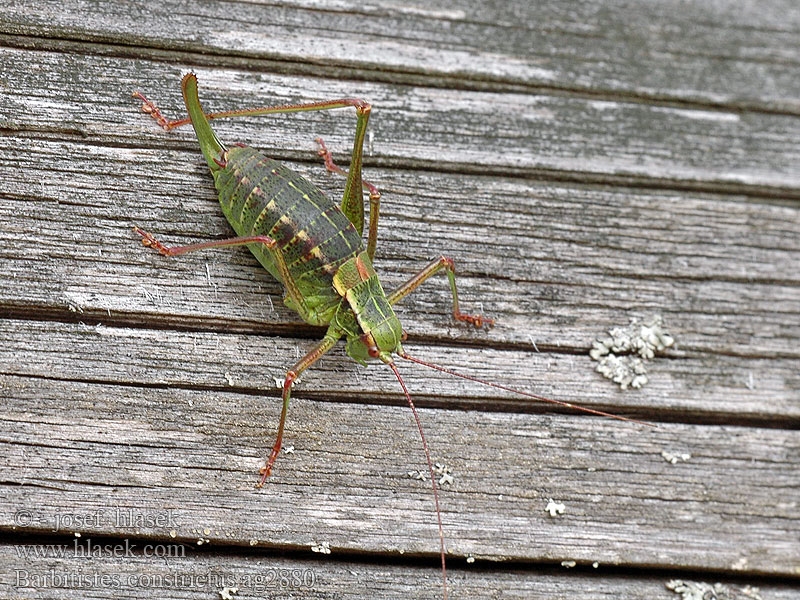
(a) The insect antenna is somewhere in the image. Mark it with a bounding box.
[398,351,654,427]
[387,361,448,600]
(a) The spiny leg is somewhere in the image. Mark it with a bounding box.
[388,256,494,328]
[316,137,381,198]
[316,137,382,261]
[134,90,367,132]
[135,227,279,256]
[258,333,340,486]
[132,91,176,130]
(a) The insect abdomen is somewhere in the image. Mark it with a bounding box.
[213,145,363,324]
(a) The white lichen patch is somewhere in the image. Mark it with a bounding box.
[407,469,427,481]
[545,499,566,517]
[661,450,692,464]
[218,587,239,600]
[590,316,674,389]
[274,375,301,389]
[311,541,331,554]
[732,556,749,571]
[666,579,763,600]
[434,463,454,485]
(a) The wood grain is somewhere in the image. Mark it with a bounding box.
[1,135,797,357]
[0,1,798,598]
[1,0,799,111]
[6,546,799,600]
[3,374,799,575]
[2,49,800,196]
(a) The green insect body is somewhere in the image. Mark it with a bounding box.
[210,145,403,360]
[181,74,404,366]
[215,146,364,322]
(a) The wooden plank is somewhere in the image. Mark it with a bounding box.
[2,374,799,576]
[5,546,799,600]
[2,319,798,423]
[1,135,798,359]
[2,49,800,195]
[1,1,799,112]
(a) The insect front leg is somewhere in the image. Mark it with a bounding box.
[388,256,494,328]
[258,333,340,486]
[134,226,343,484]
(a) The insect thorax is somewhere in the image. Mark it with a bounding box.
[331,252,403,365]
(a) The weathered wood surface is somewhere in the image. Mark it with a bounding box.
[1,1,799,599]
[2,135,798,360]
[2,0,800,112]
[4,48,800,197]
[3,369,800,570]
[7,546,800,600]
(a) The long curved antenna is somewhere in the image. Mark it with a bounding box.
[388,362,448,600]
[399,352,654,427]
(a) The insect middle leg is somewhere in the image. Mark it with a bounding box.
[315,137,382,262]
[387,256,494,328]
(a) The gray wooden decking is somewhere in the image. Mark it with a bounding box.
[1,2,798,598]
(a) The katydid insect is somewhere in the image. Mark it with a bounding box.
[132,73,648,600]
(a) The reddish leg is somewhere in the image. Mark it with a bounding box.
[388,256,494,329]
[316,137,382,262]
[133,225,342,484]
[132,91,184,130]
[132,87,373,245]
[134,227,277,256]
[258,334,339,486]
[133,227,311,324]
[316,137,381,199]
